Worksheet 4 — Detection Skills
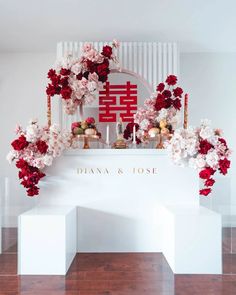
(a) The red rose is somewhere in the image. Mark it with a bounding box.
[124,123,141,144]
[47,69,56,79]
[219,158,230,175]
[165,98,172,109]
[27,186,39,197]
[60,77,69,87]
[155,94,166,111]
[86,60,96,73]
[199,139,213,155]
[86,117,95,124]
[156,83,165,92]
[97,60,110,82]
[76,72,83,80]
[199,168,213,179]
[173,87,183,97]
[60,86,72,100]
[36,140,48,154]
[102,45,113,59]
[50,74,61,86]
[163,90,172,98]
[200,188,212,196]
[11,135,28,151]
[172,98,181,110]
[46,84,56,96]
[166,75,177,86]
[60,68,71,76]
[218,138,228,148]
[205,178,215,187]
[16,159,28,169]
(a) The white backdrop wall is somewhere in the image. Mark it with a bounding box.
[0,51,235,226]
[0,53,55,226]
[180,53,236,225]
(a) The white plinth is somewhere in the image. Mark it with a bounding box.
[18,206,77,275]
[160,205,222,274]
[0,213,1,254]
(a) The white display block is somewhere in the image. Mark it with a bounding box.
[160,205,222,274]
[0,213,1,254]
[39,150,199,252]
[18,206,77,275]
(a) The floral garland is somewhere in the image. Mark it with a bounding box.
[7,120,71,196]
[134,75,183,143]
[166,120,231,196]
[46,40,120,115]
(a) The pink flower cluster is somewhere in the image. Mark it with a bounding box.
[46,40,119,115]
[167,120,231,196]
[7,120,71,197]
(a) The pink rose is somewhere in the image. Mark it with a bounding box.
[83,43,92,52]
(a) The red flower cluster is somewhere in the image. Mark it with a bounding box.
[155,75,183,112]
[36,140,48,154]
[46,45,114,99]
[124,123,141,144]
[11,135,28,151]
[198,136,230,196]
[219,158,230,175]
[199,139,213,154]
[16,159,45,197]
[11,137,49,197]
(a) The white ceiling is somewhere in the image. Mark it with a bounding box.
[0,0,235,53]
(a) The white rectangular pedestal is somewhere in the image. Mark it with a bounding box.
[18,206,77,275]
[0,213,2,254]
[161,205,222,274]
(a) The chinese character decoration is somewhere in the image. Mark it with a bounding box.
[99,81,138,123]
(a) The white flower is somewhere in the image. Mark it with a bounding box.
[205,150,219,168]
[156,109,168,121]
[43,155,54,166]
[112,39,120,48]
[71,62,81,75]
[6,151,18,163]
[139,119,150,130]
[87,81,97,93]
[195,155,206,169]
[49,124,60,134]
[200,119,211,127]
[26,123,40,142]
[199,126,214,140]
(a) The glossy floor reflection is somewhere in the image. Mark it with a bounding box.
[0,228,236,295]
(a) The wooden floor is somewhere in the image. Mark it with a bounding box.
[1,228,236,295]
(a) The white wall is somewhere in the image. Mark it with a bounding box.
[180,53,236,225]
[0,51,235,226]
[0,53,55,226]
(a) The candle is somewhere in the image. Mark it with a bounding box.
[106,125,110,145]
[184,94,188,129]
[133,124,136,144]
[47,95,51,127]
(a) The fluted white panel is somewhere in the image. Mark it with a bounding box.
[56,41,179,129]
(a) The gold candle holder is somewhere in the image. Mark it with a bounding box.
[47,95,52,127]
[183,93,188,129]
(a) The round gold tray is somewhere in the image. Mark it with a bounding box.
[75,134,100,149]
